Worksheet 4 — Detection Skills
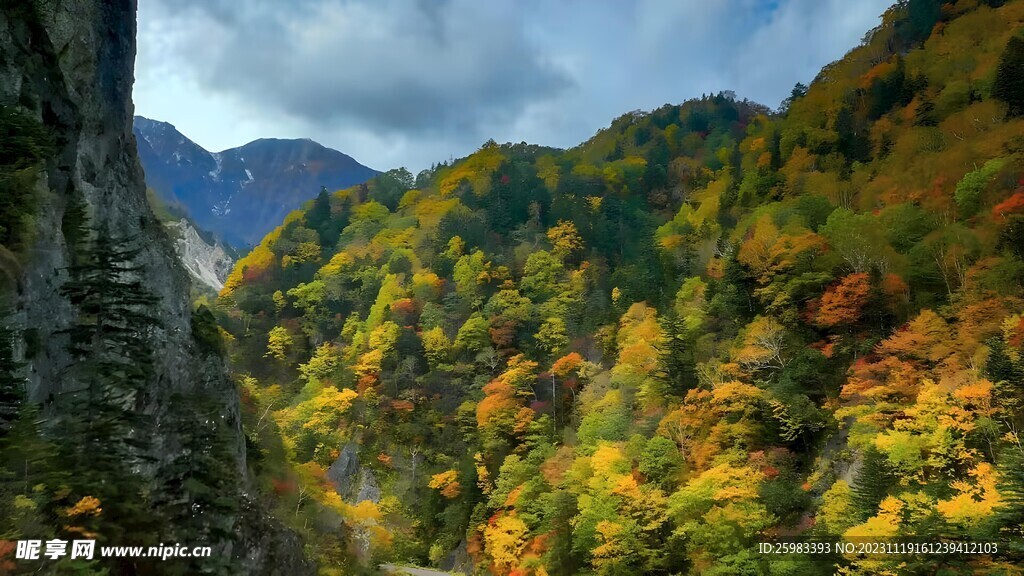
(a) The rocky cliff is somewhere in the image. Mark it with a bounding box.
[165,218,234,292]
[0,1,308,573]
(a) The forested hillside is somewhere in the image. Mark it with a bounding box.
[214,1,1024,574]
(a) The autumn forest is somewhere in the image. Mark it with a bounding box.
[202,0,1024,574]
[4,0,1024,574]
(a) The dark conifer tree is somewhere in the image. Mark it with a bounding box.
[914,97,937,126]
[992,446,1024,559]
[0,307,24,433]
[152,393,240,573]
[305,186,333,240]
[999,216,1024,260]
[994,36,1024,117]
[607,140,624,162]
[896,0,942,47]
[835,107,870,163]
[985,337,1022,385]
[655,311,696,396]
[0,304,61,543]
[852,448,897,520]
[54,223,161,545]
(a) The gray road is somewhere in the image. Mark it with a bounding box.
[379,563,453,576]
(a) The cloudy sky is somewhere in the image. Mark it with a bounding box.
[135,0,892,173]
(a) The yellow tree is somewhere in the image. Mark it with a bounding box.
[265,325,292,360]
[428,470,462,499]
[421,326,452,367]
[484,512,529,573]
[547,220,584,260]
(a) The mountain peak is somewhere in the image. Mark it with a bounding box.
[133,117,378,246]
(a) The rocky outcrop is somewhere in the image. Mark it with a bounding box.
[327,442,361,492]
[0,2,308,573]
[354,468,382,504]
[326,442,383,561]
[165,218,234,291]
[327,442,381,504]
[439,540,474,576]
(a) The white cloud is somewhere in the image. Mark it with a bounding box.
[135,0,891,172]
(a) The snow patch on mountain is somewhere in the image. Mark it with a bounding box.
[209,152,224,180]
[134,115,379,246]
[212,196,232,217]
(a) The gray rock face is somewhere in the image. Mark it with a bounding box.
[165,218,234,291]
[355,468,382,504]
[0,2,308,573]
[327,442,382,503]
[327,442,362,493]
[325,443,381,561]
[439,540,474,576]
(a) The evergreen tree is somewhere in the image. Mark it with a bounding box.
[0,106,53,250]
[896,0,942,48]
[152,393,240,574]
[0,306,24,433]
[914,97,936,126]
[867,58,918,119]
[985,336,1022,385]
[607,140,624,162]
[0,304,61,546]
[999,216,1024,259]
[54,224,161,545]
[0,399,58,546]
[779,82,808,114]
[305,186,334,243]
[851,448,897,520]
[835,106,870,162]
[655,311,696,395]
[541,491,584,576]
[992,446,1024,559]
[994,36,1024,117]
[643,135,670,193]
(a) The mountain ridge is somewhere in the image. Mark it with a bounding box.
[134,115,379,247]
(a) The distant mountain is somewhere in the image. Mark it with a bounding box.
[133,116,378,247]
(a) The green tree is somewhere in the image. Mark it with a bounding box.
[152,393,240,574]
[305,187,335,246]
[521,250,565,303]
[374,167,415,211]
[272,289,287,314]
[54,225,161,546]
[454,313,491,353]
[994,36,1024,117]
[266,325,293,360]
[421,326,452,367]
[954,158,1006,216]
[992,447,1024,559]
[0,106,53,250]
[985,336,1023,385]
[0,307,24,433]
[639,436,683,489]
[851,448,897,520]
[655,312,695,395]
[535,317,569,355]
